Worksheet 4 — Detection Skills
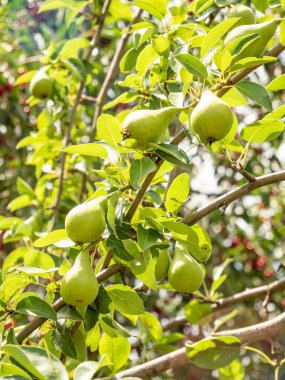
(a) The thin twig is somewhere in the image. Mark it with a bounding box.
[163,277,285,331]
[50,0,112,231]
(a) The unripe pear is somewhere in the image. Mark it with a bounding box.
[226,5,256,28]
[168,247,204,294]
[60,249,99,307]
[155,249,171,281]
[190,91,233,142]
[65,197,107,244]
[29,70,52,99]
[122,107,178,149]
[224,19,279,60]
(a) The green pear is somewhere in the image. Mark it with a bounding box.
[224,19,279,60]
[168,246,204,293]
[122,107,178,149]
[155,249,171,281]
[60,249,99,307]
[29,69,52,99]
[65,196,107,244]
[190,91,233,142]
[226,5,256,28]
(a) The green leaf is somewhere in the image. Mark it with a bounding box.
[136,44,159,75]
[106,284,145,315]
[96,114,122,148]
[175,54,208,79]
[51,323,77,359]
[234,81,272,111]
[7,195,34,212]
[130,0,168,20]
[39,0,88,13]
[62,143,108,159]
[186,336,241,369]
[59,38,90,59]
[152,142,191,169]
[130,157,157,190]
[57,305,83,321]
[161,221,212,263]
[218,359,245,380]
[264,104,285,120]
[103,92,139,111]
[99,333,131,373]
[138,312,163,344]
[184,299,212,325]
[165,173,190,214]
[130,250,157,290]
[280,19,285,45]
[229,56,277,74]
[137,224,162,251]
[106,234,134,261]
[74,361,100,380]
[3,345,69,380]
[15,70,37,85]
[0,217,23,230]
[201,18,240,59]
[266,74,285,92]
[221,88,248,107]
[16,296,57,320]
[240,119,284,142]
[16,178,34,197]
[33,229,68,248]
[0,363,32,379]
[85,322,100,352]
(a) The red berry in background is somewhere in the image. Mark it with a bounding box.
[4,83,13,92]
[281,299,285,308]
[256,257,267,269]
[18,67,26,75]
[0,87,5,97]
[230,236,241,248]
[246,241,254,252]
[264,268,273,278]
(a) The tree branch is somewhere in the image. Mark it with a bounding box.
[15,263,121,344]
[114,312,285,379]
[183,170,285,226]
[162,277,285,331]
[50,0,112,230]
[89,9,143,140]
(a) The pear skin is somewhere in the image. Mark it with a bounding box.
[122,107,178,149]
[29,70,52,99]
[224,19,279,60]
[155,249,171,281]
[190,91,234,142]
[226,5,256,28]
[65,196,106,244]
[168,247,204,294]
[60,249,99,307]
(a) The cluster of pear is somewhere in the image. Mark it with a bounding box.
[155,245,209,294]
[225,4,279,61]
[29,69,52,99]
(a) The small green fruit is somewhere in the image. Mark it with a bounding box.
[168,247,204,294]
[226,5,256,28]
[155,249,170,281]
[29,70,52,99]
[190,91,233,142]
[122,107,178,150]
[65,197,106,244]
[60,249,99,307]
[224,19,279,60]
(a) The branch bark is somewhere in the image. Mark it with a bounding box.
[114,312,285,379]
[183,170,285,225]
[163,277,285,331]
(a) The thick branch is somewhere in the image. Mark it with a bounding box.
[51,0,112,230]
[183,170,285,225]
[15,264,121,344]
[115,312,285,379]
[163,277,285,331]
